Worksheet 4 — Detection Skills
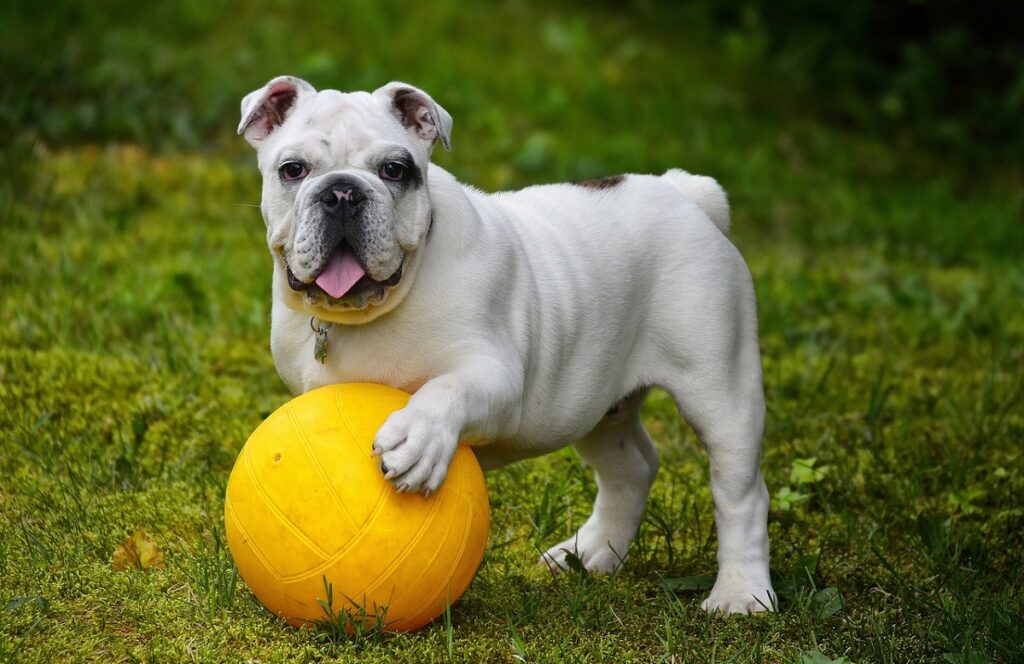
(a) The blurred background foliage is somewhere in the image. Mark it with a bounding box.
[3,0,1022,161]
[702,0,1024,161]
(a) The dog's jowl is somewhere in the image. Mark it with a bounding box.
[238,76,776,614]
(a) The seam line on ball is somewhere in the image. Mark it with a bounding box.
[399,493,476,629]
[277,482,394,583]
[286,404,360,532]
[361,486,446,599]
[333,386,392,531]
[243,436,331,560]
[225,495,282,581]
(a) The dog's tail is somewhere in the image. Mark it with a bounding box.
[661,169,731,235]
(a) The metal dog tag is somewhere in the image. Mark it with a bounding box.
[310,317,331,363]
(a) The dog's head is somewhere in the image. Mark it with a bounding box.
[238,76,451,324]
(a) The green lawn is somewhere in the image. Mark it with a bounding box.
[1,3,1022,662]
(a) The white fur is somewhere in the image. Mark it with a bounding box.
[244,79,776,614]
[661,168,731,235]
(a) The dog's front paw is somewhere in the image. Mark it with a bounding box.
[701,567,776,615]
[372,407,457,495]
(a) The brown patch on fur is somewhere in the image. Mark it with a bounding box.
[574,174,625,190]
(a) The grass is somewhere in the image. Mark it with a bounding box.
[1,2,1022,662]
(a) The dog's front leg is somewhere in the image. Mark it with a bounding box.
[371,357,521,495]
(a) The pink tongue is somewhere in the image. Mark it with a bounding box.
[315,248,366,299]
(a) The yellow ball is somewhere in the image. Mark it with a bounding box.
[224,383,489,631]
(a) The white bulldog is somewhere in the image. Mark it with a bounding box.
[238,76,776,614]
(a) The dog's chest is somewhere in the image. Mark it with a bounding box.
[271,308,448,395]
[329,324,439,391]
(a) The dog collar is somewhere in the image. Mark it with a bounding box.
[310,317,332,363]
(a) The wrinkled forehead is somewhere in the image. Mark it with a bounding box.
[261,90,413,166]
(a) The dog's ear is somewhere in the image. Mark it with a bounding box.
[237,76,316,148]
[374,82,452,152]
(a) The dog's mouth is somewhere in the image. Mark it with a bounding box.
[286,242,402,305]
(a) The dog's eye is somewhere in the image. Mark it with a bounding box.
[279,162,308,181]
[380,162,406,181]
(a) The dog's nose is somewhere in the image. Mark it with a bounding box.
[319,185,366,216]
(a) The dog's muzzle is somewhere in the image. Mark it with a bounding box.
[286,259,402,293]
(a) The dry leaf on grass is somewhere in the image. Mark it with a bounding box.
[112,528,165,571]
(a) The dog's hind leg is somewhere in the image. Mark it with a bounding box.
[540,389,659,574]
[659,310,776,614]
